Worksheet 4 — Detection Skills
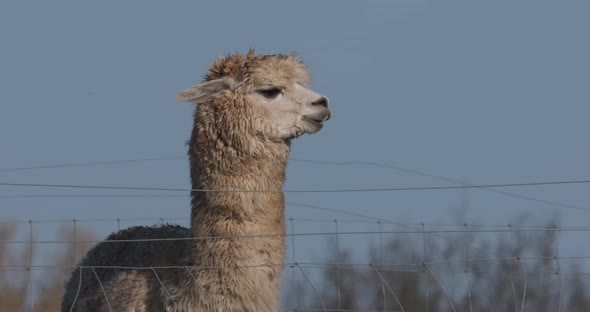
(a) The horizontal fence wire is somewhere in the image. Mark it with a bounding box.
[2,228,590,245]
[0,257,588,271]
[2,156,589,213]
[0,216,568,229]
[2,179,590,194]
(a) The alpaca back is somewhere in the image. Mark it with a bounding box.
[61,225,191,312]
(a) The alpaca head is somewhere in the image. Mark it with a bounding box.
[177,51,331,150]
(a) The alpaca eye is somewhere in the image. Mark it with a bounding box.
[258,88,282,99]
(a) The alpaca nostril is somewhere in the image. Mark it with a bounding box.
[312,96,329,107]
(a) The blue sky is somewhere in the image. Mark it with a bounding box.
[1,0,590,295]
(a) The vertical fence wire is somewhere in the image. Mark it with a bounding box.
[184,266,214,312]
[552,225,563,312]
[424,263,456,312]
[334,219,341,311]
[296,263,326,312]
[290,218,298,311]
[518,258,527,312]
[378,221,386,311]
[236,266,274,312]
[91,266,113,312]
[370,264,406,312]
[464,223,472,312]
[67,219,77,287]
[68,267,83,312]
[72,219,77,265]
[509,274,518,312]
[151,267,178,310]
[421,222,429,312]
[507,224,518,312]
[28,220,34,312]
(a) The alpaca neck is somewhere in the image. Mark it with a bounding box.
[188,128,290,271]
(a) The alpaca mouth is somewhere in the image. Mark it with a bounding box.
[302,112,330,133]
[304,110,331,125]
[305,116,325,124]
[304,117,324,130]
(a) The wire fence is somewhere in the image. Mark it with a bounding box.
[2,156,590,311]
[1,216,589,311]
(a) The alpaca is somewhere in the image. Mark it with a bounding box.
[61,50,331,312]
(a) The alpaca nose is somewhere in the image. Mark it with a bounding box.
[312,96,329,107]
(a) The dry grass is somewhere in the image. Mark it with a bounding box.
[0,223,95,312]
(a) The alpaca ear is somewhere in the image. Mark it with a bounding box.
[176,78,235,103]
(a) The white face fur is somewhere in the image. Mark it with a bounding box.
[177,77,331,142]
[246,82,331,141]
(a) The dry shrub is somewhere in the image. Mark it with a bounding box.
[0,223,96,312]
